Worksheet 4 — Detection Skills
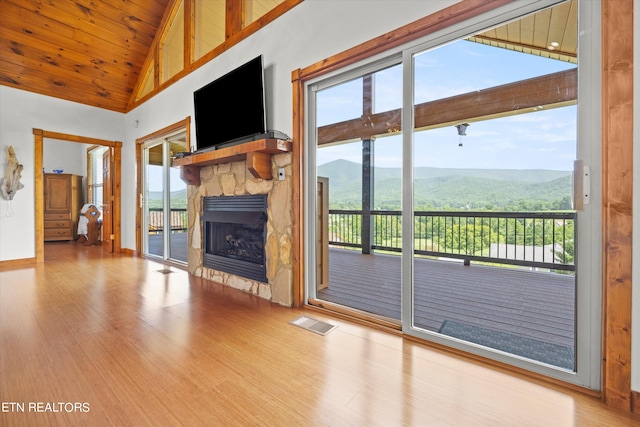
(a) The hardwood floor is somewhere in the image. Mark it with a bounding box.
[1,243,638,426]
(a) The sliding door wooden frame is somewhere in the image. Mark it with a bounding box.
[33,129,122,263]
[601,0,634,412]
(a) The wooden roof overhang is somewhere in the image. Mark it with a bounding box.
[315,0,578,146]
[317,68,577,146]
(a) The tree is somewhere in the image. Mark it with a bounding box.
[436,222,495,256]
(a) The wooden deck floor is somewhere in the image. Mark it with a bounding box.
[319,248,575,350]
[147,232,188,263]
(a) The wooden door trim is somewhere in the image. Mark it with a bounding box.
[33,129,122,263]
[101,148,114,253]
[601,0,634,412]
[135,117,191,256]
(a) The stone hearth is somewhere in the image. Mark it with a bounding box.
[186,153,293,306]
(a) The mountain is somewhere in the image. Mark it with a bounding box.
[319,159,570,185]
[318,159,572,210]
[148,189,188,209]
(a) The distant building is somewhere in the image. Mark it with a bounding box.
[489,243,563,271]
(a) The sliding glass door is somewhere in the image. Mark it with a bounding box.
[312,61,404,322]
[307,0,600,388]
[142,132,188,263]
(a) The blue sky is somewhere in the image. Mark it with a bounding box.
[317,40,577,171]
[147,165,185,193]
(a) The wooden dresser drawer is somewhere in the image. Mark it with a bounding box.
[45,220,71,229]
[44,228,72,240]
[45,213,70,221]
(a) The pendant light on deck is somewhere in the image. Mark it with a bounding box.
[455,123,469,147]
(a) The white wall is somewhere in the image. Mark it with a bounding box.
[0,86,124,261]
[43,140,86,176]
[43,140,89,203]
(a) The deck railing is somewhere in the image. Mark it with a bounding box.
[148,208,188,234]
[328,209,575,271]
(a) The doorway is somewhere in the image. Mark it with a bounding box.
[141,132,188,263]
[33,129,122,262]
[135,118,191,264]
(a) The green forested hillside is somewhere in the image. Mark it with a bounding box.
[148,189,188,209]
[318,159,572,211]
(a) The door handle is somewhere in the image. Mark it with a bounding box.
[573,160,590,211]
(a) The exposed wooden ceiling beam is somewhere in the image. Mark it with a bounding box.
[317,68,577,145]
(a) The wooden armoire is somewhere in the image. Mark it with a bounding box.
[43,173,83,241]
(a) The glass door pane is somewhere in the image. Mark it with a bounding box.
[409,4,578,371]
[168,137,188,263]
[313,62,403,321]
[144,142,165,258]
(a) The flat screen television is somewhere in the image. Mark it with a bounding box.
[193,55,266,152]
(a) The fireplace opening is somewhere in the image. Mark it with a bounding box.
[202,195,268,283]
[207,222,265,263]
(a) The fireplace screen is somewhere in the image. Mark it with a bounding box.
[207,222,265,264]
[202,195,268,283]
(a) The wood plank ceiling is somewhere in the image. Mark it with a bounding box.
[470,0,576,64]
[0,0,576,114]
[0,0,170,112]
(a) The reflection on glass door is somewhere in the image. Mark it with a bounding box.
[143,132,188,263]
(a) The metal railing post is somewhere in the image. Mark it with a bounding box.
[362,139,374,254]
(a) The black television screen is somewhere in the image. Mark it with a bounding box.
[193,55,266,151]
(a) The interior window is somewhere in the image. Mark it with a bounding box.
[87,146,108,208]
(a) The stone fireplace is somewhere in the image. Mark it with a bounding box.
[186,152,293,306]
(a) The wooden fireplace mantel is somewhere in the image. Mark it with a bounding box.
[173,138,292,185]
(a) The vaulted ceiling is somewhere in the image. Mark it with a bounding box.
[0,0,576,114]
[0,0,171,112]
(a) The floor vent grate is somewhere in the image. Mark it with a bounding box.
[156,269,174,274]
[289,316,337,336]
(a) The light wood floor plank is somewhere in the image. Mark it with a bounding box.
[0,242,638,426]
